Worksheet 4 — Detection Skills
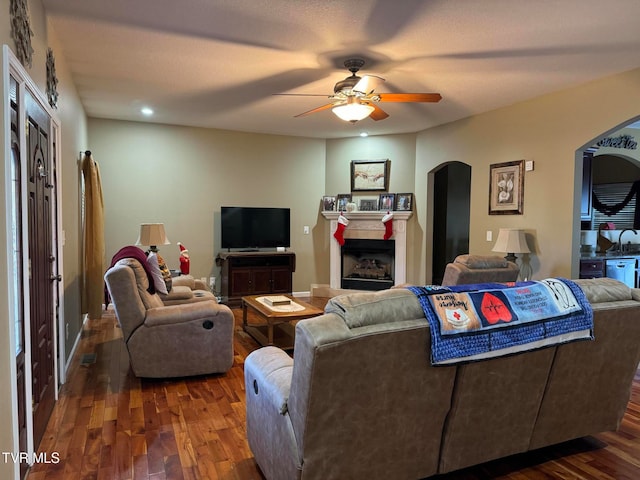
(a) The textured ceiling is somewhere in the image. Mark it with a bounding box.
[42,0,640,138]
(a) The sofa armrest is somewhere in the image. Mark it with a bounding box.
[245,346,294,414]
[144,300,229,327]
[245,346,300,479]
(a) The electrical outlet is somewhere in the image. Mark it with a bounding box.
[304,225,310,234]
[486,230,493,242]
[209,276,216,291]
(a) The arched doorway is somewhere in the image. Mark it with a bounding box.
[430,161,471,284]
[577,119,640,280]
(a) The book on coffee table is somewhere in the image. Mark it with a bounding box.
[263,295,291,306]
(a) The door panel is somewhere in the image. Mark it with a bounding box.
[26,91,55,449]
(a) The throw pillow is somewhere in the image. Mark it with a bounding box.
[156,253,173,293]
[146,252,169,295]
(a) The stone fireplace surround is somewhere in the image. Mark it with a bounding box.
[321,211,412,290]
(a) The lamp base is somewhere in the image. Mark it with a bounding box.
[504,253,517,263]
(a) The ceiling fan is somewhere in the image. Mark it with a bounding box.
[275,58,442,123]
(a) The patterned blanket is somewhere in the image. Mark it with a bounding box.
[407,278,594,365]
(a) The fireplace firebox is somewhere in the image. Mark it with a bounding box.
[341,238,395,291]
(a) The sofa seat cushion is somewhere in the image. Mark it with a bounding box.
[160,287,216,305]
[325,288,424,328]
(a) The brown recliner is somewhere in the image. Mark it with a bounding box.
[441,254,520,286]
[104,258,234,378]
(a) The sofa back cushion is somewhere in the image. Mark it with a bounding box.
[573,277,632,303]
[288,289,457,480]
[441,254,519,286]
[324,288,424,328]
[116,258,164,309]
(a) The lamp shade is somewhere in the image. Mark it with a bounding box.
[492,228,530,254]
[136,223,170,248]
[332,103,374,122]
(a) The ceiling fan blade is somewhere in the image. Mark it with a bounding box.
[369,104,389,121]
[377,93,442,103]
[294,103,336,118]
[274,93,333,97]
[352,75,385,95]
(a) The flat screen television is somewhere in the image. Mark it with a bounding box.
[221,206,291,250]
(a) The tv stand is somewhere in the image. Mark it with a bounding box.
[216,251,296,307]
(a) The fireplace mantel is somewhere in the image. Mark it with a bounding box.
[321,210,413,289]
[321,211,413,222]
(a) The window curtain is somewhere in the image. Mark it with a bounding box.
[592,180,640,228]
[81,152,105,319]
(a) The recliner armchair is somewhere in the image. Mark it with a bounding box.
[441,254,520,286]
[104,257,234,378]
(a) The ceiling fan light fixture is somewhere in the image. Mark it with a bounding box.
[332,103,374,123]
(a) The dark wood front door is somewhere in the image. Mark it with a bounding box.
[26,91,56,449]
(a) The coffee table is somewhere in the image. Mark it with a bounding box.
[242,294,324,349]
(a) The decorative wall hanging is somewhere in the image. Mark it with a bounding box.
[10,0,34,68]
[351,159,390,192]
[46,48,59,109]
[489,160,524,215]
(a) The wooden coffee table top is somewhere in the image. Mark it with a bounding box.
[241,294,324,320]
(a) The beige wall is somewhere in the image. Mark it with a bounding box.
[411,68,640,284]
[88,118,327,292]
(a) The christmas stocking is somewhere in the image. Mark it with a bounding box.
[333,213,349,245]
[382,212,394,240]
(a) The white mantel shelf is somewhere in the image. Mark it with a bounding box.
[321,211,413,221]
[321,210,413,289]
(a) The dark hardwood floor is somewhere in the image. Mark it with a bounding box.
[27,298,640,479]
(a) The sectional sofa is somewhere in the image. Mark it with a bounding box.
[244,278,640,480]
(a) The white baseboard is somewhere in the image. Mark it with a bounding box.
[64,313,88,378]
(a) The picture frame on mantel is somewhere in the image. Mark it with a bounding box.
[351,159,390,192]
[489,160,524,215]
[336,193,352,212]
[395,193,413,211]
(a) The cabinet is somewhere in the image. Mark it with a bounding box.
[579,258,604,279]
[216,252,295,306]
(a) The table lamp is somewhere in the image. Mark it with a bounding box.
[492,228,531,280]
[136,223,170,253]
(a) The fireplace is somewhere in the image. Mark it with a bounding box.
[322,211,412,290]
[342,239,395,290]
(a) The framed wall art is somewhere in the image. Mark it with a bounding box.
[394,193,413,211]
[351,159,390,192]
[488,160,524,215]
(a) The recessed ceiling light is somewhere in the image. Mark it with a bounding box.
[141,107,154,116]
[359,132,369,137]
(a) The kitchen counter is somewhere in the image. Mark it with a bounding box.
[580,251,640,260]
[579,254,638,288]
